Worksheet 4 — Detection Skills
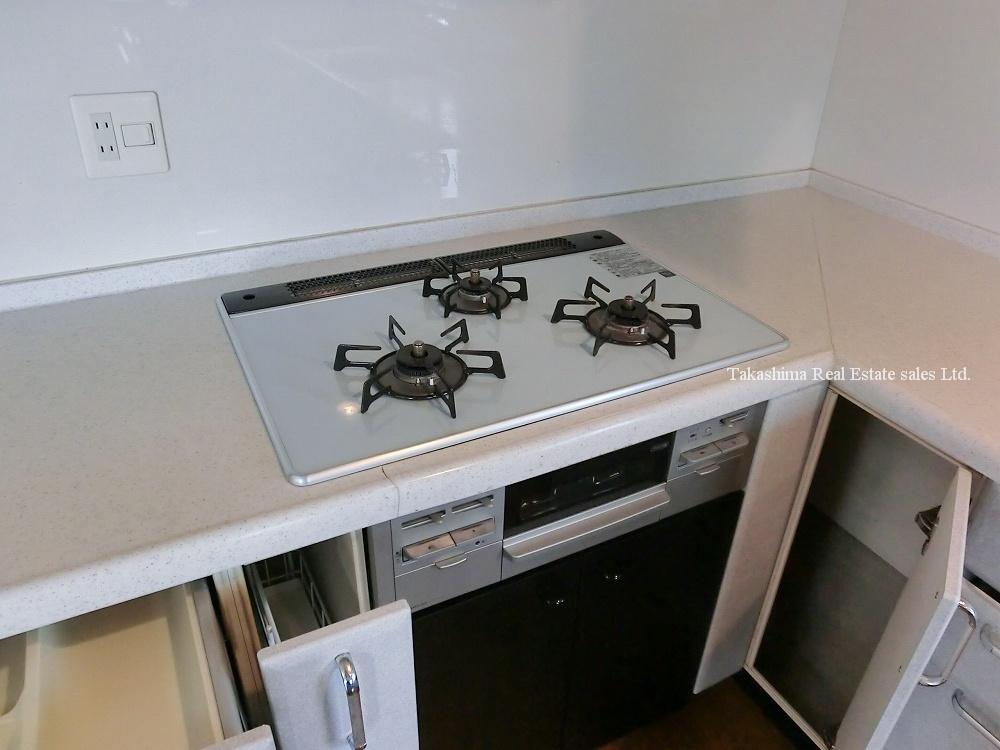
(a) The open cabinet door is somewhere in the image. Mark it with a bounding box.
[258,600,418,750]
[836,465,971,750]
[747,389,973,750]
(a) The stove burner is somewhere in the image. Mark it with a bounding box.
[333,316,505,418]
[422,262,528,318]
[550,277,701,356]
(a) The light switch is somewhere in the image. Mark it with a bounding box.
[122,122,154,147]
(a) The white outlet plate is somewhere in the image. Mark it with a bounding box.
[70,92,169,178]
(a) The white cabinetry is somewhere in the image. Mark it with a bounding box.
[0,533,418,750]
[887,580,1000,750]
[746,389,972,750]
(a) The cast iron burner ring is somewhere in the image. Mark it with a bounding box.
[333,316,505,418]
[422,261,528,318]
[550,277,702,357]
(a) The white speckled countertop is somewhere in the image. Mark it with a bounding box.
[1,186,997,639]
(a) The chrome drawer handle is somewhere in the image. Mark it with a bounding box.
[920,600,977,686]
[980,623,1000,659]
[434,554,468,570]
[336,653,367,750]
[695,463,722,476]
[953,690,1000,748]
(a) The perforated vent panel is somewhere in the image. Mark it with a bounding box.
[221,230,621,314]
[286,260,438,299]
[448,237,576,269]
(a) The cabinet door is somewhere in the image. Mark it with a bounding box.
[411,557,579,750]
[887,580,1000,750]
[562,492,743,749]
[747,390,971,750]
[258,600,418,750]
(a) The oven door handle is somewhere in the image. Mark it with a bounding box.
[503,483,670,562]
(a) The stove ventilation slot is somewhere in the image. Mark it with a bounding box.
[286,260,439,299]
[448,237,576,269]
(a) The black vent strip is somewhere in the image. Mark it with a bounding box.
[287,260,438,299]
[447,237,576,269]
[221,230,623,314]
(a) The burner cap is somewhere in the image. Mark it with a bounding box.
[444,275,511,315]
[584,305,669,346]
[607,295,649,323]
[394,341,445,375]
[457,269,489,293]
[423,265,528,318]
[376,346,468,395]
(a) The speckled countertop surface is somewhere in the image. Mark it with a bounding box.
[1,186,996,638]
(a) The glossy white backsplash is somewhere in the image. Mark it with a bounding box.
[0,1,845,283]
[815,0,1000,235]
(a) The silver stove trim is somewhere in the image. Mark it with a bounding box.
[217,243,788,486]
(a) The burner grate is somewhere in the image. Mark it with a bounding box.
[333,317,505,418]
[422,261,528,318]
[551,277,701,357]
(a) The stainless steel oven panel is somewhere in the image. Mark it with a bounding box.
[394,541,503,611]
[668,402,765,480]
[501,483,672,579]
[391,491,504,577]
[666,454,748,512]
[366,491,505,608]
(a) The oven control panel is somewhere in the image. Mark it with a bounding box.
[366,491,505,610]
[668,403,766,481]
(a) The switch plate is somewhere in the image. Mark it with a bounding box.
[70,92,168,178]
[121,122,155,147]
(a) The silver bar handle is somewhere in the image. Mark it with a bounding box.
[979,623,1000,659]
[503,484,669,561]
[695,463,722,476]
[953,690,1000,748]
[920,600,977,686]
[434,553,468,569]
[336,653,367,750]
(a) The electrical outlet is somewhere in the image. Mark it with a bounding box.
[70,92,169,178]
[89,112,120,161]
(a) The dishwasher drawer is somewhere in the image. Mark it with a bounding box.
[0,581,275,750]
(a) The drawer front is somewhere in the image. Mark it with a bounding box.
[394,540,502,611]
[665,454,749,513]
[887,581,1000,750]
[258,600,419,750]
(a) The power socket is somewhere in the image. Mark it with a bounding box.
[90,112,120,161]
[70,92,169,178]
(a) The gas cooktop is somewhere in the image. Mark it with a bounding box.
[219,231,787,485]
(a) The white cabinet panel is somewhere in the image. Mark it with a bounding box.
[837,465,970,750]
[887,581,1000,750]
[747,390,972,750]
[258,600,418,750]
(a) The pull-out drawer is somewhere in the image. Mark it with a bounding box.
[0,581,275,750]
[216,536,420,750]
[887,580,1000,749]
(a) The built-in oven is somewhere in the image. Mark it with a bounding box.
[365,402,766,749]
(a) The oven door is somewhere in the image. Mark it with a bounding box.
[502,482,671,578]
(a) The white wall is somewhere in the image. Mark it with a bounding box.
[815,0,1000,234]
[0,1,845,283]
